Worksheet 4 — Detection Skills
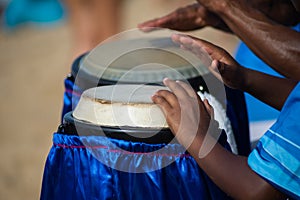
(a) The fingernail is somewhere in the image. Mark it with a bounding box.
[211,60,219,69]
[171,33,181,40]
[163,78,171,86]
[180,36,193,43]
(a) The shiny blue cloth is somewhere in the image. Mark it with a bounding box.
[41,133,232,200]
[61,76,82,122]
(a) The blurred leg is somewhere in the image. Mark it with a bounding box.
[64,0,121,59]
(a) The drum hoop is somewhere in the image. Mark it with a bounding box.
[60,112,174,144]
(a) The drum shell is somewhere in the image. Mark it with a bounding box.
[61,112,175,144]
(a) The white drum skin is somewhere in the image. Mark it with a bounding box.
[73,85,168,128]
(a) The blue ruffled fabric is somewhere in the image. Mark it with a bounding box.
[61,76,82,123]
[41,133,232,200]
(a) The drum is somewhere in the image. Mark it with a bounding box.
[42,85,232,200]
[41,32,249,200]
[62,35,250,155]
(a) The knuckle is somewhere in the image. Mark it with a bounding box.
[157,90,169,96]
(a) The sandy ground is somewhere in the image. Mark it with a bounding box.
[0,1,239,199]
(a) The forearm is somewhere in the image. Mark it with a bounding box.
[213,21,233,33]
[213,1,300,80]
[208,0,299,32]
[187,133,285,199]
[241,67,297,110]
[250,0,300,26]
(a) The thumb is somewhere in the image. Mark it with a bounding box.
[208,60,223,82]
[203,99,214,119]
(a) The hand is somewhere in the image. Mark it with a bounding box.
[138,3,224,32]
[171,34,247,90]
[195,0,227,13]
[152,78,217,149]
[153,80,287,200]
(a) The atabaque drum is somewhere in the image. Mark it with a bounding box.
[62,32,249,155]
[41,30,249,200]
[42,84,233,199]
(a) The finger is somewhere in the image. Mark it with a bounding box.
[138,19,161,32]
[210,59,219,72]
[151,93,173,114]
[139,26,161,32]
[172,35,234,88]
[182,42,209,63]
[138,11,176,32]
[172,34,198,50]
[186,35,219,56]
[171,33,193,46]
[163,78,190,100]
[173,34,224,60]
[180,43,202,58]
[203,99,214,118]
[172,34,213,66]
[154,89,179,108]
[208,60,223,82]
[175,80,196,98]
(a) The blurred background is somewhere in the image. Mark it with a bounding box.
[0,0,238,199]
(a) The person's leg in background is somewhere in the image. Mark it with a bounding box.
[64,0,122,60]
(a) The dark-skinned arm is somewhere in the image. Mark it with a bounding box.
[250,0,300,26]
[172,34,297,110]
[152,78,287,199]
[239,67,297,110]
[197,0,300,80]
[138,3,230,33]
[138,0,299,33]
[189,128,286,200]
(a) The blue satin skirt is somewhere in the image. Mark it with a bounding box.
[41,132,232,200]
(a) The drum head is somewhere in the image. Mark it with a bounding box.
[74,30,211,90]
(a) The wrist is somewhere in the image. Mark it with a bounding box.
[239,66,251,92]
[209,0,230,16]
[196,0,224,13]
[213,0,247,19]
[187,120,221,159]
